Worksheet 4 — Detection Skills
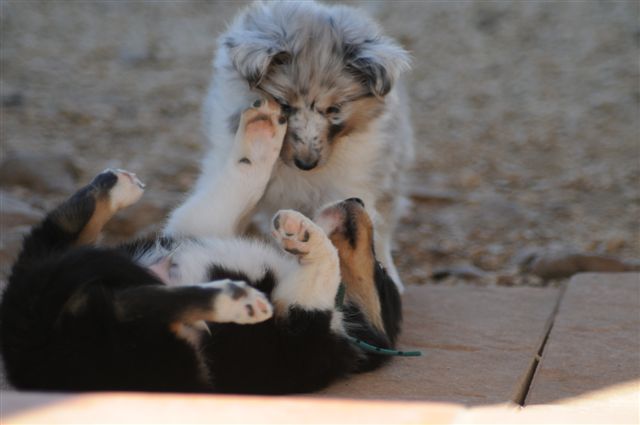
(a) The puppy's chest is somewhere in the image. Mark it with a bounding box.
[261,166,372,216]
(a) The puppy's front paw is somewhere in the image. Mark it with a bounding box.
[90,168,145,211]
[234,98,287,168]
[272,210,333,262]
[204,280,273,324]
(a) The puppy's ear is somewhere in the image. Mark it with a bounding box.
[345,38,411,98]
[223,35,291,89]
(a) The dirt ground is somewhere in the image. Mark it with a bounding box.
[1,0,639,288]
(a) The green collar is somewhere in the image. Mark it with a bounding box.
[335,283,422,357]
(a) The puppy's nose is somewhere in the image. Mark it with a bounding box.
[294,157,319,171]
[345,197,365,208]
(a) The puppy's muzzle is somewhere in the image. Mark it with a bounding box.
[293,155,319,171]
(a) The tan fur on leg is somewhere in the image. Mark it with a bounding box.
[319,201,385,333]
[76,197,116,245]
[76,169,144,245]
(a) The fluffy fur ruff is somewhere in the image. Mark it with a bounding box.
[198,0,414,292]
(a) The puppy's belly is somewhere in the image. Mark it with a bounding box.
[168,237,295,287]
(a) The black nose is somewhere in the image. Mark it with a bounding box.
[294,157,319,171]
[346,197,365,207]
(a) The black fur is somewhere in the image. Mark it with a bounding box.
[0,175,402,394]
[205,306,359,394]
[0,176,210,392]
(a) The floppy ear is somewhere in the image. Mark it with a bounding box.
[346,38,411,98]
[223,35,290,89]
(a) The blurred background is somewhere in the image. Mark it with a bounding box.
[1,0,638,286]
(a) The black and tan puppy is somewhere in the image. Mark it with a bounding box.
[1,100,402,394]
[0,169,272,392]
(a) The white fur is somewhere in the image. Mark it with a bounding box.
[107,169,145,211]
[166,99,285,238]
[202,280,273,324]
[163,99,345,328]
[169,237,294,287]
[201,1,413,292]
[271,210,341,312]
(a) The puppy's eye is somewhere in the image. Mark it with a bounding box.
[278,102,292,115]
[326,105,341,115]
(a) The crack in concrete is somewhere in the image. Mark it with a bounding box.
[513,282,568,406]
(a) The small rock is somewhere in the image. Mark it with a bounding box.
[432,264,488,281]
[0,153,81,193]
[523,251,640,280]
[408,186,461,204]
[603,237,627,253]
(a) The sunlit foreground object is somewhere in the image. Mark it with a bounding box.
[2,382,638,425]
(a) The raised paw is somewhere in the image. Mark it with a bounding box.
[271,209,332,262]
[234,98,287,168]
[91,168,145,211]
[205,280,273,325]
[108,169,145,210]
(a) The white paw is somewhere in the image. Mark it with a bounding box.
[234,98,287,167]
[106,168,145,210]
[206,280,273,324]
[271,209,332,262]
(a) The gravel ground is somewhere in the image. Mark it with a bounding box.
[1,0,639,289]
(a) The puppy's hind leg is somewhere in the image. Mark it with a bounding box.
[270,210,341,316]
[71,169,145,245]
[17,169,144,263]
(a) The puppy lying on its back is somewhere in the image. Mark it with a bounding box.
[1,100,402,394]
[177,0,413,291]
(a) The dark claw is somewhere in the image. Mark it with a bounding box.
[301,230,310,242]
[227,283,248,300]
[245,304,255,317]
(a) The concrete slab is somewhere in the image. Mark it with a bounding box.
[0,284,560,405]
[317,284,561,405]
[526,273,640,405]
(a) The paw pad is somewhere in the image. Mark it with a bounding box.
[214,280,273,324]
[271,210,321,259]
